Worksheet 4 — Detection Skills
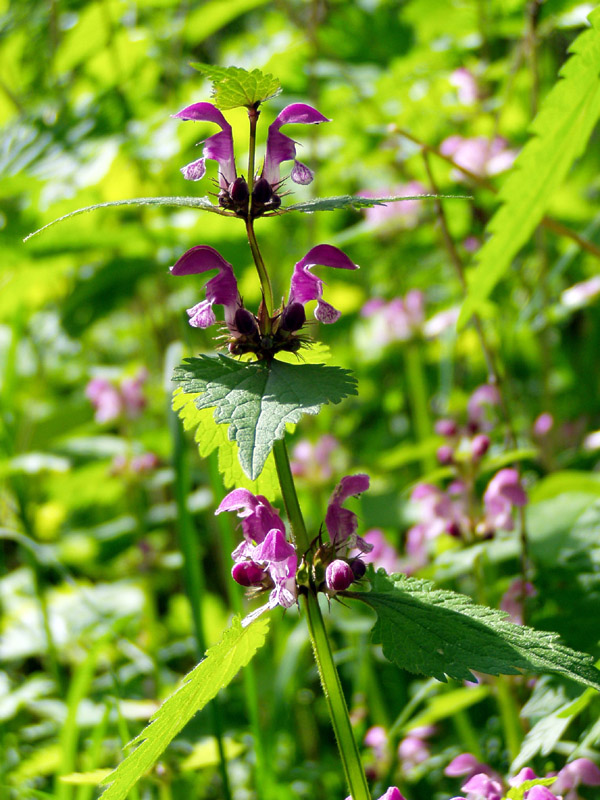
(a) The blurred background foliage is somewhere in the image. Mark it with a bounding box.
[1,0,600,798]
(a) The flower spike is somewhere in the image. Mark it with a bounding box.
[288,244,359,324]
[262,103,330,187]
[170,245,240,329]
[174,102,236,188]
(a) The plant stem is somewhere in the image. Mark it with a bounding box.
[169,409,232,800]
[272,439,371,800]
[246,219,274,321]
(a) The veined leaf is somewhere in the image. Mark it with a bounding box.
[172,388,281,497]
[349,568,600,689]
[100,615,270,800]
[459,8,600,326]
[189,64,281,109]
[505,778,557,800]
[172,355,357,480]
[277,193,467,215]
[23,196,224,242]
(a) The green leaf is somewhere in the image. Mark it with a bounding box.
[172,355,357,480]
[100,615,270,800]
[23,197,224,242]
[189,64,281,109]
[505,777,557,800]
[349,568,600,689]
[172,388,281,498]
[459,8,600,326]
[278,193,467,214]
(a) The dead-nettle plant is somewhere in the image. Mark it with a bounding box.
[25,61,600,800]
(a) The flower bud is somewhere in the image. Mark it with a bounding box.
[325,559,355,592]
[349,558,366,580]
[435,419,458,437]
[229,176,249,204]
[471,433,490,460]
[232,561,267,587]
[280,302,306,332]
[234,307,258,335]
[436,445,454,466]
[252,177,273,204]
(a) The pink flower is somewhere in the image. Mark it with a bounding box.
[500,578,537,625]
[440,135,517,180]
[170,245,241,331]
[216,489,297,609]
[174,102,236,188]
[533,412,554,437]
[361,290,425,345]
[398,726,435,774]
[483,469,527,533]
[290,435,341,483]
[467,384,500,430]
[560,276,600,309]
[262,103,330,188]
[85,369,147,424]
[325,474,373,555]
[552,758,600,799]
[449,68,479,105]
[287,244,359,324]
[360,529,401,574]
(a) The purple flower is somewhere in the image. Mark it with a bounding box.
[287,244,359,324]
[449,68,479,105]
[216,489,297,609]
[345,789,406,800]
[361,290,425,345]
[262,103,330,188]
[360,529,401,574]
[483,468,527,532]
[423,306,460,339]
[533,412,554,437]
[290,434,341,483]
[561,275,600,310]
[500,578,537,625]
[467,384,500,431]
[85,368,147,424]
[325,474,373,554]
[170,245,241,330]
[445,754,497,781]
[460,772,504,800]
[398,726,435,774]
[174,102,236,188]
[552,758,600,799]
[440,135,517,179]
[325,559,355,591]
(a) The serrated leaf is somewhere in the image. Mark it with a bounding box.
[459,8,600,327]
[172,388,281,497]
[278,193,467,214]
[349,568,600,689]
[100,615,270,800]
[189,64,281,109]
[172,355,357,480]
[24,197,223,242]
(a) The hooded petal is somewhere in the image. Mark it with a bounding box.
[288,244,359,324]
[216,488,285,544]
[174,101,236,188]
[262,103,330,186]
[325,473,371,550]
[170,245,239,329]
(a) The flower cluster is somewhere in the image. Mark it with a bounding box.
[216,474,373,609]
[175,100,328,218]
[170,242,358,359]
[85,368,147,423]
[445,754,600,800]
[361,290,425,345]
[404,385,528,569]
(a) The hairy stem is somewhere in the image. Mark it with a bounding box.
[272,439,371,800]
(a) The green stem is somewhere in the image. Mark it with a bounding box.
[272,439,370,800]
[496,676,523,763]
[169,409,232,800]
[246,219,274,320]
[247,106,258,194]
